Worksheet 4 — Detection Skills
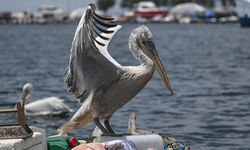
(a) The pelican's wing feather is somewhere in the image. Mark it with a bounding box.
[96,25,122,67]
[65,4,121,103]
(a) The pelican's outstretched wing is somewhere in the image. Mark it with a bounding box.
[65,4,122,103]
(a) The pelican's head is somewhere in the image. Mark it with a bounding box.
[135,25,174,95]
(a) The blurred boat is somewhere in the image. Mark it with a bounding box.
[236,0,250,27]
[169,2,206,24]
[170,3,206,17]
[134,1,168,22]
[239,15,250,27]
[0,12,11,24]
[11,11,32,24]
[33,5,69,24]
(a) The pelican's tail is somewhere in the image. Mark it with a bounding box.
[57,107,93,135]
[57,121,81,135]
[57,114,92,135]
[58,89,94,135]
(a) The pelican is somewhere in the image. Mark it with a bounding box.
[19,83,72,116]
[58,3,174,135]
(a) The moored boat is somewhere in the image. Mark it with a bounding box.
[239,15,250,27]
[236,0,250,27]
[134,1,168,22]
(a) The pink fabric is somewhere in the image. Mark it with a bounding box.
[72,143,105,150]
[72,139,137,150]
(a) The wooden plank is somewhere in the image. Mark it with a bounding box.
[0,101,33,139]
[16,102,25,128]
[0,124,19,127]
[0,126,32,139]
[128,112,136,134]
[128,112,155,135]
[0,109,17,113]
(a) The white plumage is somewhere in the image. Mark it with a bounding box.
[25,96,72,116]
[20,83,72,116]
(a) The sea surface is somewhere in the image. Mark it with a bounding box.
[0,23,250,150]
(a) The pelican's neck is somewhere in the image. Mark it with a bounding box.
[128,34,154,69]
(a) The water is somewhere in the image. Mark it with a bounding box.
[0,23,250,150]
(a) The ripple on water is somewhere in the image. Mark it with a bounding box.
[0,24,250,150]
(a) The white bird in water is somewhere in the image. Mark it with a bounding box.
[58,3,174,135]
[19,83,72,116]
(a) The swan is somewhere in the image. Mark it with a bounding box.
[19,83,72,116]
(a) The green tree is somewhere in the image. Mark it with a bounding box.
[154,0,168,6]
[97,0,115,13]
[121,0,141,9]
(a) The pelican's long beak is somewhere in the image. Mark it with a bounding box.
[140,40,174,95]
